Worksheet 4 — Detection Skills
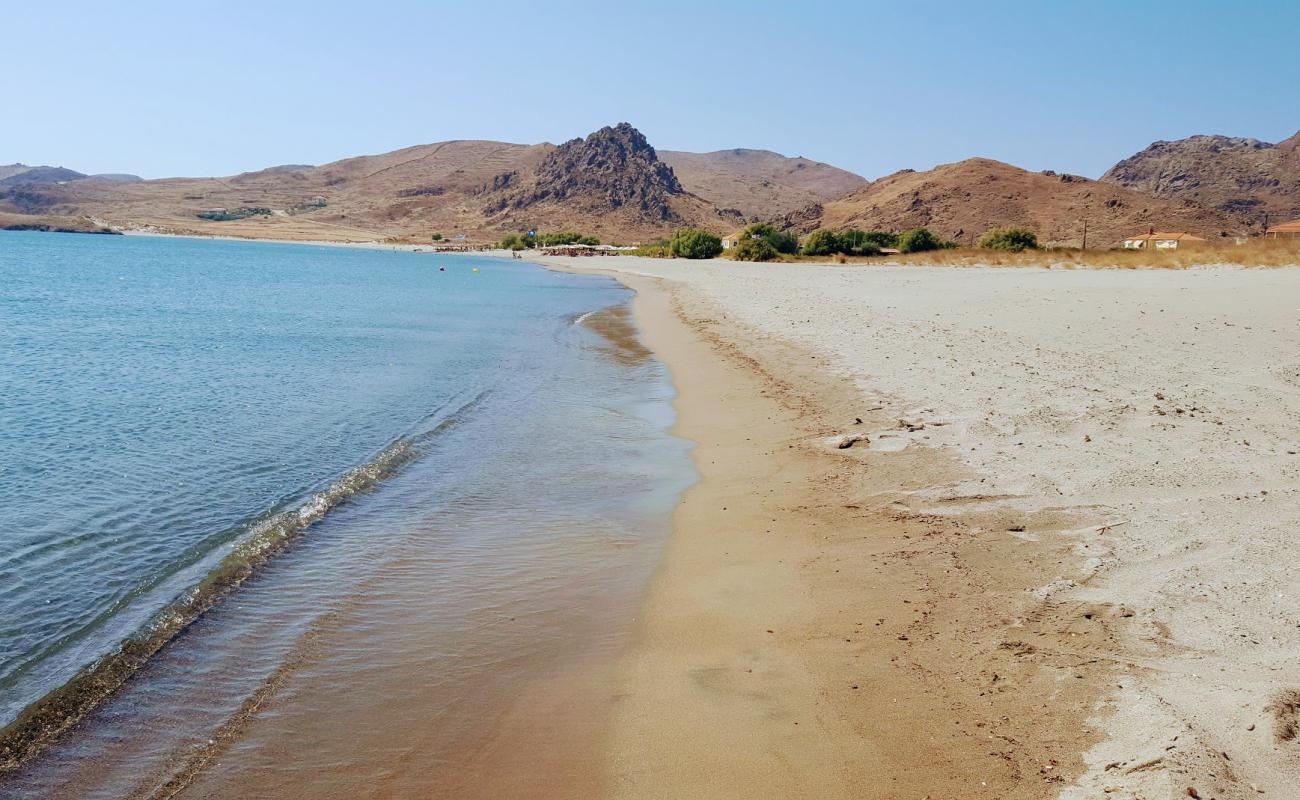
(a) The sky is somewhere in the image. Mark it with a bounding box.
[5,0,1299,180]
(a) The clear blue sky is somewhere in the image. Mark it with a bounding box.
[5,0,1298,180]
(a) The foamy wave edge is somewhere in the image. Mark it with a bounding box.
[0,391,488,773]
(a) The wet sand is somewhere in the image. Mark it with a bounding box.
[579,271,1105,799]
[538,257,1300,799]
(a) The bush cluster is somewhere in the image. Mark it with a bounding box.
[800,228,893,257]
[499,233,530,250]
[799,229,843,256]
[538,231,599,246]
[730,237,779,262]
[668,228,723,259]
[195,207,272,222]
[741,223,798,255]
[726,223,798,261]
[978,226,1039,252]
[498,231,601,250]
[897,227,950,253]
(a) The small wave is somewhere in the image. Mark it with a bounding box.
[0,391,488,773]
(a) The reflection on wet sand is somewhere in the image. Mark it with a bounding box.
[582,304,653,367]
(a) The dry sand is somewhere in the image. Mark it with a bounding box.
[537,256,1300,799]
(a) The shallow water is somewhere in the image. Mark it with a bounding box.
[0,232,692,796]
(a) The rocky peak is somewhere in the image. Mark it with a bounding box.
[484,123,685,222]
[557,123,679,186]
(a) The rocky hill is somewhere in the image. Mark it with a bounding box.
[807,158,1250,247]
[482,123,717,234]
[2,125,841,243]
[659,148,867,222]
[1101,132,1300,224]
[0,165,85,187]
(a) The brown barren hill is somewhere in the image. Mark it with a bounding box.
[0,165,87,187]
[811,158,1250,247]
[5,124,771,243]
[3,140,557,242]
[1102,132,1300,224]
[659,148,867,222]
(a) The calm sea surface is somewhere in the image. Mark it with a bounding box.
[0,232,692,797]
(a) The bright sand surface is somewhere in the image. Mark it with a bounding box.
[537,257,1300,799]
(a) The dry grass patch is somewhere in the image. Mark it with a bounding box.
[798,240,1300,269]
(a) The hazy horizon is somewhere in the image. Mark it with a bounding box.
[5,0,1299,181]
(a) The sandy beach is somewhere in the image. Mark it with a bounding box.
[534,255,1300,799]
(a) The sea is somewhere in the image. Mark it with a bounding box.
[0,231,693,798]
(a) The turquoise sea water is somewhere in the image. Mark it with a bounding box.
[0,232,692,795]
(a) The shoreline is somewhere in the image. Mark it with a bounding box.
[535,255,1300,797]
[32,226,1294,271]
[115,228,506,255]
[8,231,1296,795]
[0,243,678,795]
[548,260,1106,797]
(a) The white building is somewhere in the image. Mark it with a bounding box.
[1122,231,1206,250]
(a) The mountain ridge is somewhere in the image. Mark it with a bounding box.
[5,125,1292,245]
[0,164,142,188]
[803,157,1250,247]
[0,126,861,242]
[1101,131,1300,224]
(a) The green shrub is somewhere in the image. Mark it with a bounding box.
[668,228,723,259]
[859,230,898,249]
[771,231,798,254]
[979,226,1039,252]
[828,229,883,256]
[801,229,842,256]
[629,245,670,258]
[730,237,780,262]
[834,229,865,254]
[845,240,881,257]
[742,223,798,254]
[500,233,534,250]
[195,207,272,222]
[897,227,943,254]
[431,233,443,241]
[536,231,600,247]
